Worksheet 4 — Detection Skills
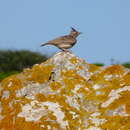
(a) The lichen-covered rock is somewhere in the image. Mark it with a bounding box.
[0,52,130,130]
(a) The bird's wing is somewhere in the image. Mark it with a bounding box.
[47,35,75,45]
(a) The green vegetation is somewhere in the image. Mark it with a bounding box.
[94,62,130,68]
[122,62,130,69]
[0,50,48,81]
[93,62,104,66]
[0,50,48,72]
[0,71,20,81]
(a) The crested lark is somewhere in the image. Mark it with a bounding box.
[40,27,81,51]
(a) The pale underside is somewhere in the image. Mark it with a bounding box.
[46,35,77,49]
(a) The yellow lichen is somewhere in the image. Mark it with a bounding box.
[70,57,78,64]
[88,63,101,73]
[62,70,86,84]
[36,93,47,102]
[101,65,125,76]
[50,81,62,91]
[125,103,130,114]
[27,65,54,83]
[121,73,130,86]
[1,76,23,91]
[101,116,130,130]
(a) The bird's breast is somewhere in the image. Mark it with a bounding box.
[71,39,77,45]
[59,44,71,48]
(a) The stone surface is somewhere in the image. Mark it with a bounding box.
[0,52,130,130]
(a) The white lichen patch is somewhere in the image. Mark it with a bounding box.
[101,86,130,108]
[18,101,68,129]
[83,100,98,112]
[0,102,4,120]
[89,112,106,127]
[73,84,82,93]
[93,84,101,90]
[72,85,84,101]
[66,95,80,110]
[47,125,51,130]
[18,100,47,122]
[87,126,102,130]
[16,82,52,99]
[16,84,40,99]
[43,101,68,129]
[64,59,77,70]
[77,67,90,81]
[91,112,100,117]
[8,100,14,109]
[48,52,76,66]
[95,91,102,95]
[0,102,2,113]
[106,105,129,116]
[40,124,45,128]
[0,115,4,120]
[2,91,10,99]
[69,111,79,119]
[8,81,13,87]
[104,74,121,81]
[44,51,90,80]
[104,75,113,80]
[0,85,3,92]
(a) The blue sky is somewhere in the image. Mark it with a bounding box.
[0,0,130,65]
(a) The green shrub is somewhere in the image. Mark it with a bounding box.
[122,62,130,69]
[93,62,104,66]
[0,71,20,81]
[0,50,48,72]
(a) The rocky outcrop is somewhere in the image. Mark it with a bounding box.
[0,52,130,130]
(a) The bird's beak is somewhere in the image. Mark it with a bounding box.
[79,32,82,35]
[40,44,43,47]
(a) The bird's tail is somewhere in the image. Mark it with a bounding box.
[40,43,50,47]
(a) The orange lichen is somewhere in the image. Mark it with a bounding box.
[77,65,83,70]
[0,115,14,130]
[101,65,125,76]
[50,81,62,91]
[88,63,101,73]
[121,73,130,86]
[14,118,44,130]
[101,116,130,130]
[125,103,130,114]
[27,65,54,83]
[36,93,47,102]
[107,91,130,110]
[70,57,78,64]
[1,75,23,91]
[62,70,86,85]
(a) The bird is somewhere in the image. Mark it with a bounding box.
[40,27,81,51]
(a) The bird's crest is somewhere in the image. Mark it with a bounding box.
[70,27,81,37]
[71,27,78,32]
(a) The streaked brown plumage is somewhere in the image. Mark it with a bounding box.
[40,27,81,51]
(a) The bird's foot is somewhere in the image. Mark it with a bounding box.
[62,49,72,53]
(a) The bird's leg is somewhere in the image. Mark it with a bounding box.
[61,49,68,52]
[59,48,67,52]
[59,48,72,53]
[62,49,72,53]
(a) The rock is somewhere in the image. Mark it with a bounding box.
[0,52,130,130]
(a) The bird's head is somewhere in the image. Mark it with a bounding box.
[70,27,82,38]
